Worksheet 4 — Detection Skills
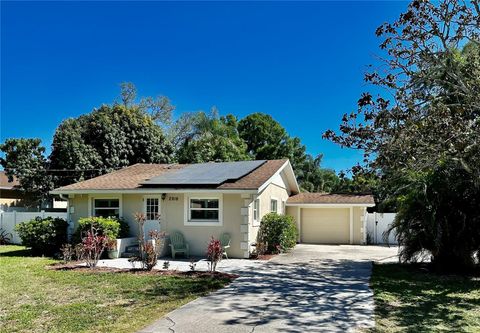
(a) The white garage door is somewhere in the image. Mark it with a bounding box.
[301,208,350,244]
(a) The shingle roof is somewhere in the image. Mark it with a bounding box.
[287,193,374,205]
[0,171,20,190]
[53,159,288,192]
[54,164,185,191]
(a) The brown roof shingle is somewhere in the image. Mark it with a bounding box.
[55,164,185,191]
[287,193,374,205]
[53,159,289,192]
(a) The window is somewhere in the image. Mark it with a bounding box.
[93,199,119,218]
[253,199,260,225]
[189,198,219,221]
[145,197,160,221]
[270,199,278,213]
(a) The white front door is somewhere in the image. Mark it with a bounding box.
[143,196,161,239]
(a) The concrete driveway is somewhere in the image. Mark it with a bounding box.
[138,244,399,333]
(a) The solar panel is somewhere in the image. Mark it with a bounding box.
[141,160,267,185]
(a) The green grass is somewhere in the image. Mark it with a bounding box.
[370,263,480,333]
[0,245,231,333]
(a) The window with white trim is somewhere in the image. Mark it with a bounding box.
[145,197,160,221]
[253,199,260,225]
[188,198,220,222]
[270,199,278,213]
[93,199,120,218]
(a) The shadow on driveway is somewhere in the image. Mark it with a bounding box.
[139,256,375,333]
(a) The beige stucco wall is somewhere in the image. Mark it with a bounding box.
[68,192,247,258]
[286,205,367,245]
[69,194,89,229]
[248,183,290,248]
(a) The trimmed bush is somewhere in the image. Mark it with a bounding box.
[117,218,130,238]
[257,212,298,254]
[73,217,121,243]
[15,217,68,255]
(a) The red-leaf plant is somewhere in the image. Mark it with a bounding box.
[80,227,109,268]
[206,237,223,272]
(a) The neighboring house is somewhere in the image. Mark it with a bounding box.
[51,159,374,258]
[0,171,21,211]
[53,198,68,209]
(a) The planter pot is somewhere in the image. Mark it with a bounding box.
[107,250,118,259]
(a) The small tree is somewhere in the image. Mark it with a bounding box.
[144,230,166,271]
[206,237,223,272]
[133,212,165,271]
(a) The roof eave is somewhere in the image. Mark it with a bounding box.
[50,188,258,195]
[285,202,375,207]
[257,159,300,195]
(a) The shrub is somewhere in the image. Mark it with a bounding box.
[60,243,74,263]
[73,217,121,243]
[77,228,109,268]
[206,237,223,272]
[257,213,298,254]
[15,217,68,255]
[117,218,130,238]
[388,160,480,273]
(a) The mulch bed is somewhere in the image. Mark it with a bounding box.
[46,262,238,279]
[250,253,277,261]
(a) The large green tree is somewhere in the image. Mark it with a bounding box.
[50,104,174,186]
[324,0,480,271]
[238,113,291,160]
[238,112,339,192]
[176,110,249,163]
[0,138,52,206]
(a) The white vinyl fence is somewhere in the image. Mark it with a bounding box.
[0,211,68,244]
[366,212,398,245]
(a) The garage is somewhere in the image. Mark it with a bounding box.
[301,208,350,244]
[286,193,375,245]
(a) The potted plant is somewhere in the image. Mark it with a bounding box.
[107,238,118,259]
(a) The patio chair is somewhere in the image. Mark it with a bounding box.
[220,233,231,259]
[169,231,190,259]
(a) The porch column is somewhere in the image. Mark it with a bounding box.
[240,194,252,258]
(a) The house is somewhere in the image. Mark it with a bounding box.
[0,171,21,211]
[50,159,374,258]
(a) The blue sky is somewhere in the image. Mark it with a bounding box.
[1,1,406,173]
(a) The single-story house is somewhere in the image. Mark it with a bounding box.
[51,159,374,258]
[0,171,22,211]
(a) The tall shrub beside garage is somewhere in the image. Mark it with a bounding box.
[257,213,298,254]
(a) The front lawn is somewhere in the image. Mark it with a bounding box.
[0,245,231,333]
[370,263,480,332]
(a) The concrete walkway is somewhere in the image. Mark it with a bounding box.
[138,244,399,333]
